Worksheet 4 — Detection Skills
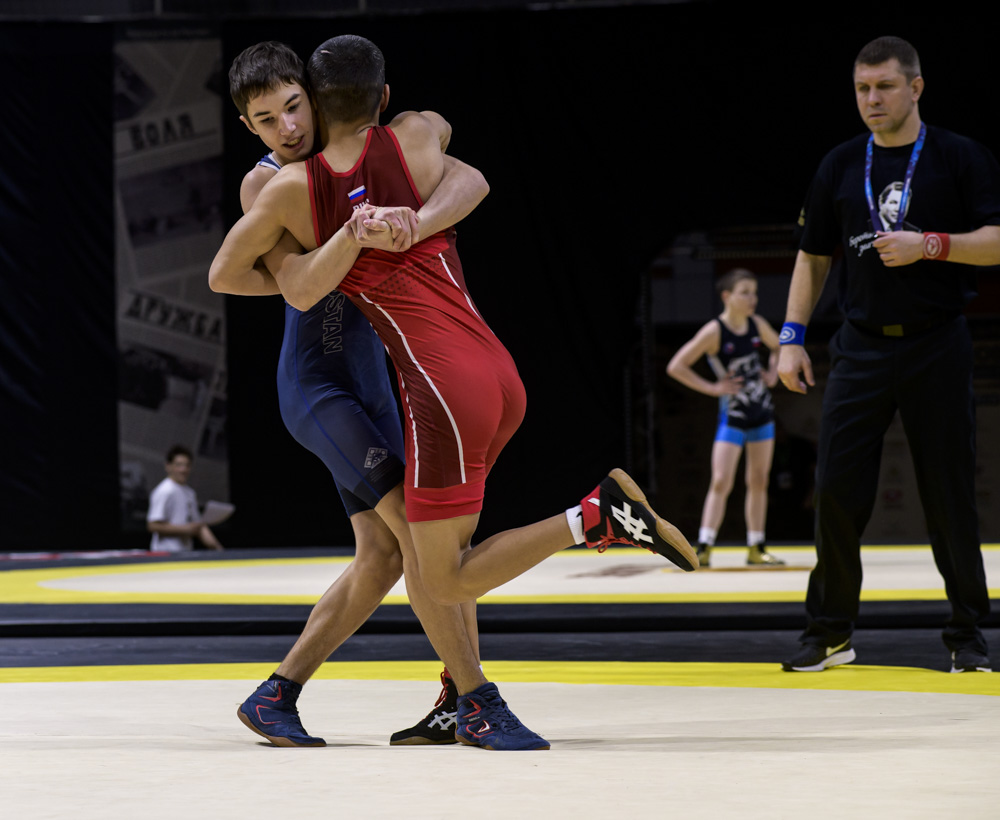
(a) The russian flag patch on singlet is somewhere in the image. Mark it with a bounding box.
[349,185,366,203]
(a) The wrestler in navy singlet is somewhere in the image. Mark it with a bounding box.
[257,152,282,173]
[257,152,405,514]
[714,316,774,431]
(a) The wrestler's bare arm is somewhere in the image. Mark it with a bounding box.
[356,154,488,248]
[280,114,486,311]
[209,167,361,298]
[207,165,285,296]
[215,112,488,311]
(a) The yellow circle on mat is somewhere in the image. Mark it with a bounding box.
[0,547,996,605]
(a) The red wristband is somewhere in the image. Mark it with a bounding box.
[922,232,950,260]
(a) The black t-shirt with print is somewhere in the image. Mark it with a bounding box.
[799,125,1000,325]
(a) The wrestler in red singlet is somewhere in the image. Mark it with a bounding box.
[306,126,526,523]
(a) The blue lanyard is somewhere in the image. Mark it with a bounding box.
[864,121,926,233]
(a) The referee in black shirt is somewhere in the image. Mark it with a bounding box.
[777,36,1000,674]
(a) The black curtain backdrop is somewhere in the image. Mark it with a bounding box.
[0,22,119,550]
[2,8,999,549]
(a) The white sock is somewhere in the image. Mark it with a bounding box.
[698,527,716,546]
[748,530,765,547]
[566,505,585,544]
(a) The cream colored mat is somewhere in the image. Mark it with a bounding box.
[3,675,997,819]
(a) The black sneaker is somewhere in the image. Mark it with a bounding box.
[781,640,856,672]
[389,669,459,745]
[581,468,698,571]
[696,543,711,568]
[951,648,992,673]
[747,543,785,566]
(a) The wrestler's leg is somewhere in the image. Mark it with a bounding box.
[744,438,774,535]
[411,512,575,607]
[701,439,743,533]
[276,509,402,683]
[375,486,485,695]
[383,492,551,751]
[744,435,782,565]
[237,501,405,747]
[241,387,435,746]
[696,438,743,566]
[460,598,480,662]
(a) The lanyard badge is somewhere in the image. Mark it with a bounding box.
[864,122,926,233]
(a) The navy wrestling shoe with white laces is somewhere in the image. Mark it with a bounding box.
[237,677,326,747]
[581,468,698,571]
[455,682,549,751]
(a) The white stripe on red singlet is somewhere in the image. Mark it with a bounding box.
[395,371,420,487]
[438,253,497,339]
[359,292,466,486]
[438,253,480,318]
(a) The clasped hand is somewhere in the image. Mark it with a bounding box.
[347,204,420,252]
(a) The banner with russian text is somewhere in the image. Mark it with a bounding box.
[113,26,229,536]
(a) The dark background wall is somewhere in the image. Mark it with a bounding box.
[0,22,120,550]
[2,5,998,549]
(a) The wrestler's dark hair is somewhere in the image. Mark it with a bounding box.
[166,444,193,463]
[229,41,307,120]
[308,34,385,124]
[715,268,756,297]
[855,36,921,81]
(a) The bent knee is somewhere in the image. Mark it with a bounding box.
[421,571,472,607]
[353,542,404,589]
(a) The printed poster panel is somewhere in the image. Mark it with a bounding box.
[114,27,229,532]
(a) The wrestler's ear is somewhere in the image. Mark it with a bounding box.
[379,84,390,113]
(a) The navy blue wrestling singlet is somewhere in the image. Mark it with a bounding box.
[276,289,405,515]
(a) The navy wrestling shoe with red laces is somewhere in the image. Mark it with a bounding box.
[390,668,459,745]
[237,678,326,747]
[455,682,549,751]
[581,468,698,571]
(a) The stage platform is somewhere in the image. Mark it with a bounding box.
[2,544,998,643]
[2,544,997,819]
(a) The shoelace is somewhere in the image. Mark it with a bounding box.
[480,691,523,733]
[433,674,455,709]
[264,683,305,720]
[592,533,656,554]
[273,701,309,732]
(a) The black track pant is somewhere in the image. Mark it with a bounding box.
[802,316,990,653]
